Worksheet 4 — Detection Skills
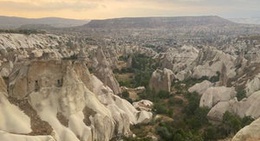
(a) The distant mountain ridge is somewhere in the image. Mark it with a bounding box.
[0,16,89,29]
[85,16,236,29]
[229,17,260,25]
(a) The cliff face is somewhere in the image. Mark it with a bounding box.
[1,60,152,141]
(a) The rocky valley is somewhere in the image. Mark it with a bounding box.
[0,16,260,141]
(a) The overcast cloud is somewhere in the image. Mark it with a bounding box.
[0,0,259,19]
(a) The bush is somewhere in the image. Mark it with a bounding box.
[0,29,46,35]
[168,97,184,106]
[122,90,130,98]
[236,89,247,101]
[157,90,170,99]
[154,103,169,115]
[156,126,172,140]
[183,92,200,116]
[223,111,242,134]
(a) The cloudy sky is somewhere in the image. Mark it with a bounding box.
[0,0,259,19]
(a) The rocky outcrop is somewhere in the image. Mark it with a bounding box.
[208,90,260,122]
[192,46,236,80]
[188,80,213,95]
[232,117,260,141]
[149,68,174,93]
[6,60,152,141]
[160,45,199,74]
[200,86,236,108]
[207,98,237,121]
[0,77,32,135]
[245,73,260,96]
[93,48,122,94]
[133,100,153,112]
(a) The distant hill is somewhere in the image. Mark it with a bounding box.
[229,17,260,25]
[0,16,89,29]
[84,16,236,29]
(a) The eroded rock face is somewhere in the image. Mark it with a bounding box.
[0,76,32,134]
[93,48,122,94]
[7,60,152,141]
[160,45,199,72]
[208,90,260,122]
[192,46,236,80]
[149,68,175,93]
[245,73,260,96]
[232,117,260,141]
[199,86,236,108]
[158,45,198,81]
[133,100,153,112]
[188,80,213,95]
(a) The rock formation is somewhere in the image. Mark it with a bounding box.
[199,86,236,108]
[5,60,152,141]
[245,73,260,96]
[232,117,260,141]
[149,68,175,93]
[208,90,260,122]
[188,80,213,95]
[93,47,122,94]
[160,45,199,76]
[192,46,236,80]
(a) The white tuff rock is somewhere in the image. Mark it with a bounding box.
[200,86,236,108]
[149,68,175,93]
[188,80,213,95]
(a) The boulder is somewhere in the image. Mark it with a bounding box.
[133,100,153,112]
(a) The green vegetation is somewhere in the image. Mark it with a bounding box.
[0,29,46,35]
[116,53,253,141]
[124,77,254,141]
[236,89,247,101]
[116,53,159,88]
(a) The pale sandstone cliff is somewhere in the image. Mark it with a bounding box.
[4,60,152,141]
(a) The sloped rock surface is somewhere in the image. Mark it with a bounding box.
[192,46,236,80]
[188,80,213,95]
[232,117,260,141]
[208,91,260,121]
[6,60,152,141]
[200,86,236,108]
[245,73,260,96]
[93,48,122,94]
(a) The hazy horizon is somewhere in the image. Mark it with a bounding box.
[0,0,259,20]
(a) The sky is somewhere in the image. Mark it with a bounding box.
[0,0,259,19]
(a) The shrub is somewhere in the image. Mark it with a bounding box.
[157,90,170,99]
[156,126,172,140]
[122,90,130,98]
[154,103,168,115]
[236,89,247,101]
